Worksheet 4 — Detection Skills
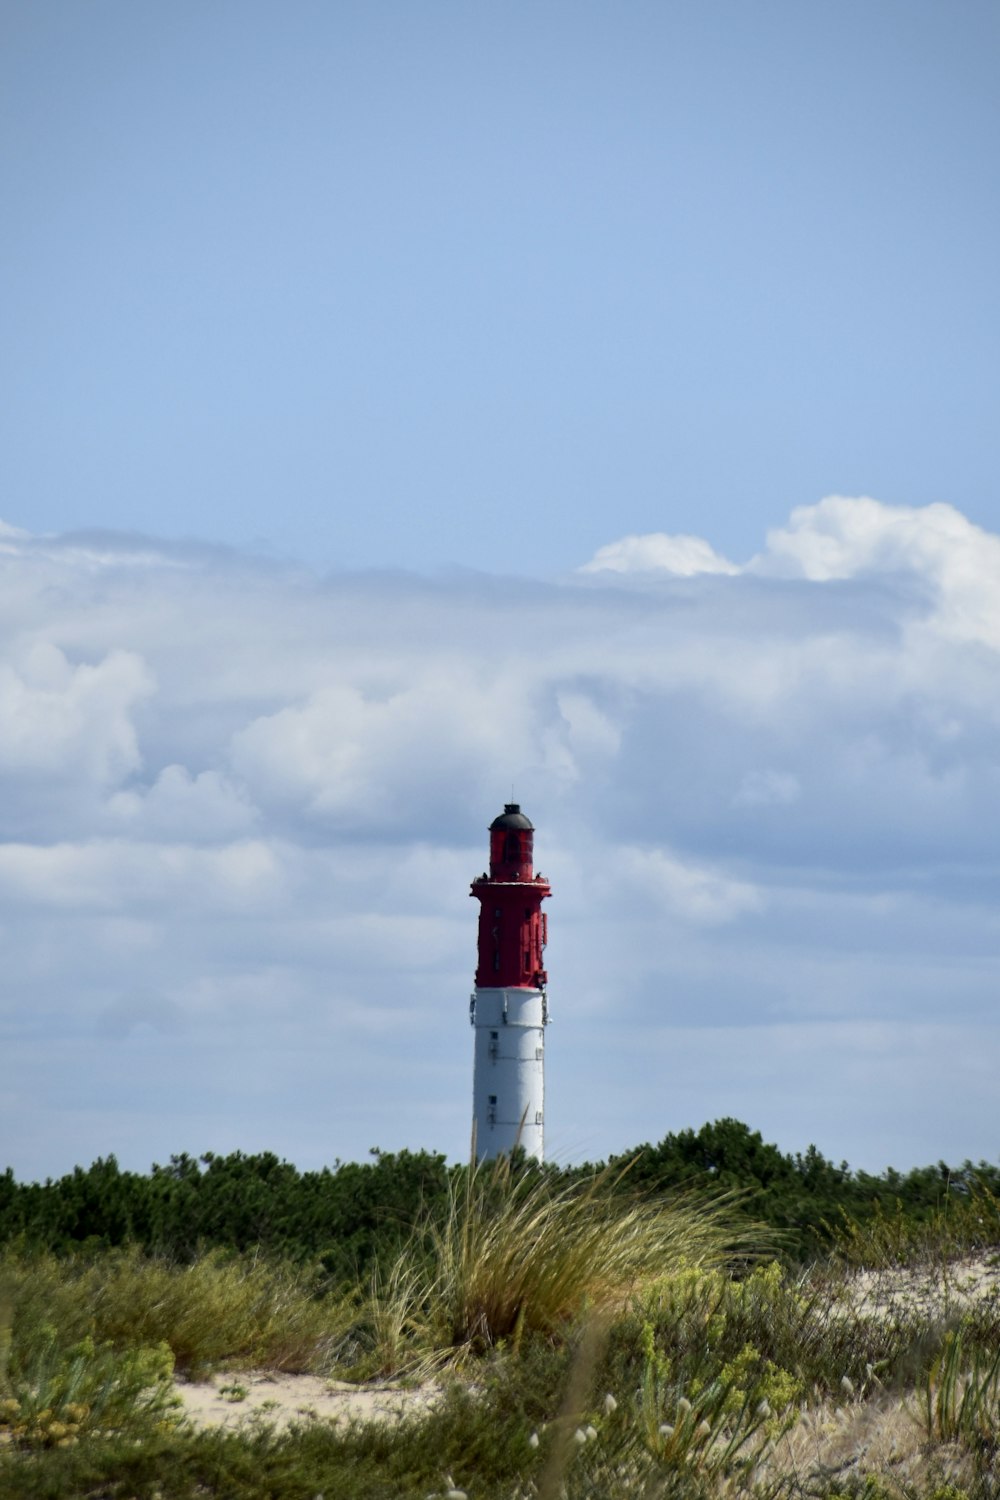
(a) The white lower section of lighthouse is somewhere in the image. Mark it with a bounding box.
[470,986,548,1160]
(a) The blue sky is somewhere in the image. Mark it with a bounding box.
[2,3,999,1180]
[4,1,999,570]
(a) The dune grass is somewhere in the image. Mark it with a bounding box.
[357,1153,763,1374]
[0,1244,356,1382]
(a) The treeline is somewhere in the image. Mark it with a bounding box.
[2,1119,997,1274]
[607,1118,1000,1262]
[0,1147,451,1282]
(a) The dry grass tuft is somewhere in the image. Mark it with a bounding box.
[362,1154,763,1374]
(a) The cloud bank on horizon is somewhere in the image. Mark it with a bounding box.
[2,495,998,1180]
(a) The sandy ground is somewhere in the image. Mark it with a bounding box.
[173,1254,1000,1438]
[842,1254,1000,1319]
[175,1372,441,1432]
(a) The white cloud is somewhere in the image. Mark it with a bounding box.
[539,691,623,785]
[0,642,152,782]
[2,501,1000,1179]
[555,692,621,759]
[754,495,1000,653]
[0,838,285,913]
[580,532,739,576]
[228,668,538,829]
[612,845,763,925]
[584,495,1000,654]
[107,765,258,841]
[751,495,977,581]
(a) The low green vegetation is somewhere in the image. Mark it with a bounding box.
[1,1122,999,1497]
[0,1244,355,1380]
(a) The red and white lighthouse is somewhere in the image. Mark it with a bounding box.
[469,804,551,1160]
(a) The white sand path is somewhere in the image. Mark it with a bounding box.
[175,1372,440,1433]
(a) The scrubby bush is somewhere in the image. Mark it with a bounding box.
[0,1329,178,1451]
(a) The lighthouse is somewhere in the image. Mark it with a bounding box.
[469,804,551,1160]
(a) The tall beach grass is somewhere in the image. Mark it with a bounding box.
[359,1153,764,1373]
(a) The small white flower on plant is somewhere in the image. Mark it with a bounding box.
[659,1423,674,1439]
[584,1425,597,1441]
[841,1375,855,1397]
[528,1431,539,1449]
[603,1393,618,1414]
[677,1397,692,1415]
[696,1419,712,1439]
[756,1399,771,1418]
[573,1428,587,1445]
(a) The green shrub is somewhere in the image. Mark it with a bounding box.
[0,1330,178,1450]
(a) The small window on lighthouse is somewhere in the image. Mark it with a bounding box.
[488,1094,497,1105]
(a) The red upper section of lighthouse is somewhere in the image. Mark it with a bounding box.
[471,804,551,989]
